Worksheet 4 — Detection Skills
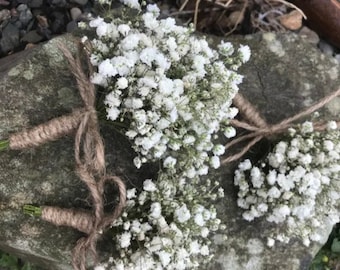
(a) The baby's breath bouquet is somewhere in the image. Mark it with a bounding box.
[83,0,250,268]
[87,3,250,173]
[234,120,340,247]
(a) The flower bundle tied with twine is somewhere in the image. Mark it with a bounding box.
[1,43,126,270]
[222,88,340,164]
[2,39,340,270]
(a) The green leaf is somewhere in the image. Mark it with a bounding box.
[331,238,340,253]
[0,139,9,151]
[21,262,33,270]
[0,253,19,270]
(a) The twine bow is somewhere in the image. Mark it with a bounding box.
[58,45,126,270]
[222,88,340,164]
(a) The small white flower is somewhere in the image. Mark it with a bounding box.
[120,0,141,9]
[327,120,337,130]
[133,156,142,168]
[118,24,130,36]
[163,156,177,168]
[300,154,312,165]
[149,202,162,219]
[146,4,160,16]
[266,170,277,185]
[98,59,117,77]
[116,77,128,89]
[267,237,275,247]
[142,12,159,30]
[96,22,109,37]
[218,41,234,56]
[157,251,171,267]
[175,204,191,223]
[106,107,120,121]
[124,98,143,109]
[148,236,163,252]
[200,245,210,256]
[183,135,195,145]
[238,159,252,171]
[303,238,311,247]
[143,179,157,192]
[119,232,131,248]
[190,240,201,254]
[301,121,314,133]
[323,140,334,151]
[238,44,251,63]
[194,213,205,226]
[213,144,225,156]
[218,187,225,198]
[201,227,210,237]
[126,130,137,139]
[89,17,104,28]
[250,167,263,188]
[127,188,137,199]
[140,47,158,66]
[267,186,281,199]
[210,156,221,169]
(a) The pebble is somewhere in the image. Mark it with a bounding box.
[318,39,335,56]
[70,7,82,21]
[70,0,88,5]
[0,0,339,66]
[49,0,67,7]
[21,30,44,43]
[28,0,43,8]
[0,0,91,57]
[0,9,10,22]
[66,20,78,32]
[0,23,20,54]
[279,10,303,31]
[18,5,33,26]
[50,11,67,33]
[298,26,320,45]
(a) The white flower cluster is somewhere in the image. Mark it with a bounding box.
[110,174,225,269]
[234,121,340,247]
[86,1,250,268]
[86,3,250,177]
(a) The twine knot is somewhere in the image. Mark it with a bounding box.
[57,44,126,270]
[222,89,340,164]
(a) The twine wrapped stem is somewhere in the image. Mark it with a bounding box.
[222,88,340,164]
[9,109,85,150]
[24,205,94,234]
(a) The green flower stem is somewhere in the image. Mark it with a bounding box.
[23,205,42,217]
[0,139,9,151]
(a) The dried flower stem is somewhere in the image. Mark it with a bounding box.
[0,139,9,151]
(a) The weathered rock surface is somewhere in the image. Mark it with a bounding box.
[0,30,339,270]
[208,32,340,270]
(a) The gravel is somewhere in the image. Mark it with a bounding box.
[0,0,95,57]
[1,0,340,63]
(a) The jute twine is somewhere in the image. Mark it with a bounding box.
[9,43,126,270]
[222,89,340,164]
[9,109,85,149]
[57,44,126,270]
